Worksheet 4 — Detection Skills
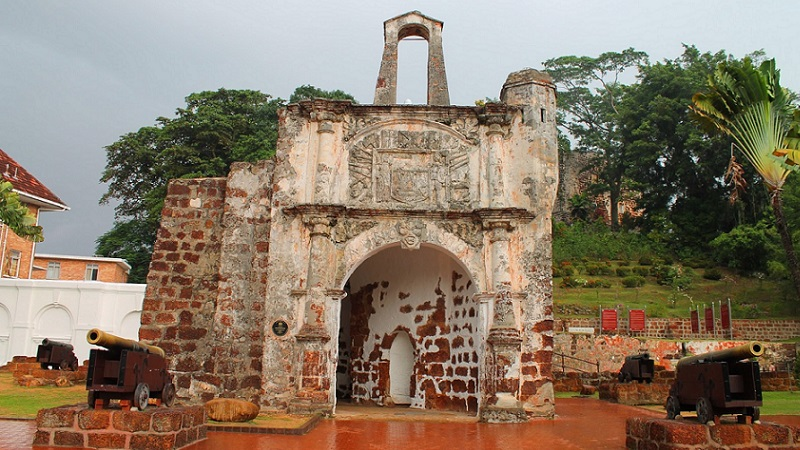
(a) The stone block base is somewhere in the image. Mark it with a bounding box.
[478,406,529,423]
[10,356,88,387]
[33,404,206,449]
[626,417,800,449]
[599,381,670,406]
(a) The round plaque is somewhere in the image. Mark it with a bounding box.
[272,320,289,337]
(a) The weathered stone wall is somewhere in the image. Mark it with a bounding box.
[553,334,797,372]
[140,178,227,404]
[555,317,800,342]
[209,160,273,404]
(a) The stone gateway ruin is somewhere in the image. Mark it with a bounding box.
[140,11,558,422]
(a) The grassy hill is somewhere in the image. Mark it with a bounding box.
[553,261,799,319]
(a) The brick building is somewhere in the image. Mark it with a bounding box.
[0,148,69,279]
[31,254,130,283]
[141,11,559,421]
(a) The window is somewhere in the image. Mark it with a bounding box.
[85,263,99,281]
[46,262,61,280]
[7,250,21,278]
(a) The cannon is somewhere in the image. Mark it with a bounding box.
[618,353,654,383]
[666,342,763,424]
[85,329,175,411]
[36,338,79,371]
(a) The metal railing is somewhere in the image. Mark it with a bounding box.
[553,351,600,376]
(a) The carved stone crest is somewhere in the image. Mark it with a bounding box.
[348,126,473,209]
[396,220,426,250]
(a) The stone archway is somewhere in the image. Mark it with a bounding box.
[337,243,480,413]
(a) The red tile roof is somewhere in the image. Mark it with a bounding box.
[0,148,68,211]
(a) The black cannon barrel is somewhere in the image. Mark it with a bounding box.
[86,328,166,358]
[676,342,764,369]
[41,339,74,351]
[625,353,650,361]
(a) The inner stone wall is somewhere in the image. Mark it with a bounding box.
[346,245,479,412]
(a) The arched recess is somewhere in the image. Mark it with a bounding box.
[119,311,142,340]
[336,241,481,413]
[389,330,415,404]
[33,305,73,344]
[339,220,484,292]
[0,304,10,365]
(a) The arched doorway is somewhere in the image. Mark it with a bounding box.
[389,331,414,405]
[337,243,479,413]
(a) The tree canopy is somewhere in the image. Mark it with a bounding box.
[544,48,647,230]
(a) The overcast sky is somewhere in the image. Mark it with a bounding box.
[2,1,798,256]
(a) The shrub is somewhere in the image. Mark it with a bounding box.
[633,266,650,277]
[586,279,611,288]
[702,267,723,281]
[599,264,615,276]
[585,264,601,276]
[654,265,692,289]
[616,267,631,277]
[621,276,646,288]
[767,260,789,280]
[638,255,653,266]
[559,277,586,288]
[618,260,630,267]
[710,221,778,272]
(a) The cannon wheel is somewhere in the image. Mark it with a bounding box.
[666,395,681,420]
[161,382,176,407]
[59,360,70,370]
[750,406,760,422]
[696,397,714,424]
[134,383,150,411]
[70,360,78,371]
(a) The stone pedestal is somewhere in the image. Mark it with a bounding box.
[626,417,800,449]
[33,404,206,449]
[599,381,671,406]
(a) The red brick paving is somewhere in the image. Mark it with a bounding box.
[3,398,799,450]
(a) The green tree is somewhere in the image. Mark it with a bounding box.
[97,88,283,283]
[544,48,648,230]
[692,58,800,300]
[289,85,357,103]
[618,46,750,254]
[0,180,43,242]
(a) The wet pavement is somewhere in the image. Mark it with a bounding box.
[4,398,800,450]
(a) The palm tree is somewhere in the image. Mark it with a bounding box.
[692,58,800,300]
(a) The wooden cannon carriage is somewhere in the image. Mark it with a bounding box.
[618,353,654,383]
[36,338,79,371]
[85,329,175,411]
[666,342,763,424]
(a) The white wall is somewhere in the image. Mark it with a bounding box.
[0,279,145,366]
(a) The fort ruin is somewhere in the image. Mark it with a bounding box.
[140,11,558,421]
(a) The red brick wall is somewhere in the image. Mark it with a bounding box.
[556,317,800,342]
[139,178,227,404]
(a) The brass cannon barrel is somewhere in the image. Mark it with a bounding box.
[41,338,74,351]
[676,342,764,369]
[86,329,165,358]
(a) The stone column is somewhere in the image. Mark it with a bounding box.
[291,215,338,414]
[480,219,527,422]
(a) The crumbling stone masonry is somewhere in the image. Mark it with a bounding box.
[140,11,558,421]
